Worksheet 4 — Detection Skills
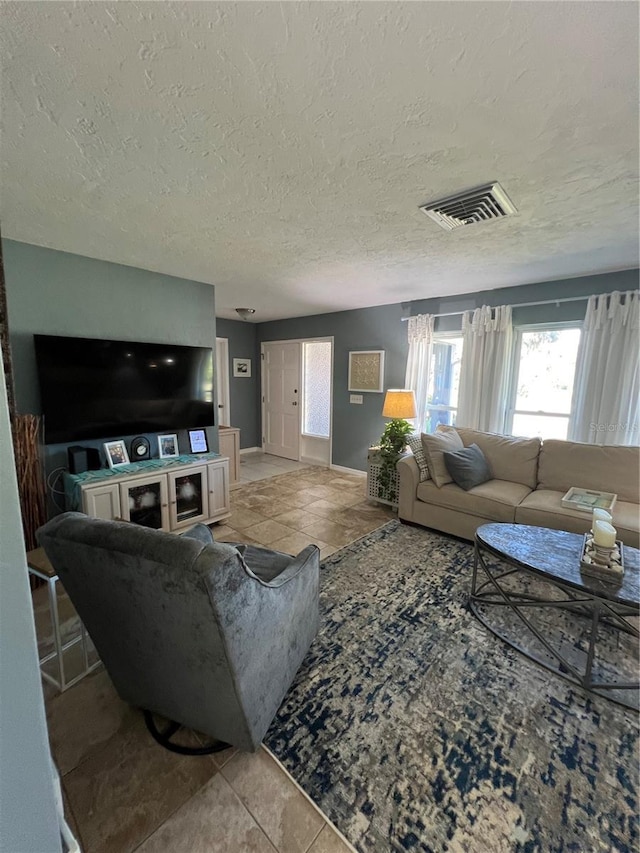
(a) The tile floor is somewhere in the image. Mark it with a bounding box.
[41,455,395,853]
[236,451,311,485]
[219,453,394,561]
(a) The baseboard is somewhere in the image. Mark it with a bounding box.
[239,446,261,455]
[300,455,329,467]
[330,463,366,476]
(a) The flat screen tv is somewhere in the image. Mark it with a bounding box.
[34,334,215,445]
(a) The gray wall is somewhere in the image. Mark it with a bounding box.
[215,317,260,448]
[258,303,407,471]
[3,239,218,481]
[257,268,639,471]
[4,238,636,475]
[0,367,62,853]
[409,269,640,331]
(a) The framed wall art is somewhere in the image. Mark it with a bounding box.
[348,350,385,393]
[233,358,251,378]
[233,358,252,378]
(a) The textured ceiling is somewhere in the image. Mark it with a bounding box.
[1,1,638,321]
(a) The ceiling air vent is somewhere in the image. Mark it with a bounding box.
[419,182,517,231]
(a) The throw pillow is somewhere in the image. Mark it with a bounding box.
[420,427,464,487]
[183,523,214,544]
[443,443,493,491]
[407,433,430,482]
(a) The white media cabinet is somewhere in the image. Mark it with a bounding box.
[64,453,231,532]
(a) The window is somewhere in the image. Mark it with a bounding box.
[302,340,332,437]
[424,335,464,433]
[507,324,581,440]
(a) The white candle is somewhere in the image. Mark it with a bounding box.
[592,508,612,526]
[593,520,617,547]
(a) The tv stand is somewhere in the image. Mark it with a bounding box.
[64,453,230,532]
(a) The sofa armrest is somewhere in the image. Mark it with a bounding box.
[397,455,420,521]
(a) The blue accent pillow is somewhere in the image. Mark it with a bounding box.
[443,443,492,491]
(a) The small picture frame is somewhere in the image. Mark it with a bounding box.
[188,429,209,454]
[233,358,252,378]
[158,434,179,459]
[104,439,130,469]
[348,350,385,393]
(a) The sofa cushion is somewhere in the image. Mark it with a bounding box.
[416,478,532,523]
[407,433,430,482]
[451,426,541,489]
[420,427,464,487]
[443,444,492,491]
[514,489,640,548]
[537,440,640,504]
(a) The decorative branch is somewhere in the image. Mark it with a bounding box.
[12,414,46,552]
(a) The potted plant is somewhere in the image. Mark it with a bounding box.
[375,417,414,502]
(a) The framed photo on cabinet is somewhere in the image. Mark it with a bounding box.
[158,434,179,458]
[104,439,130,469]
[188,429,209,454]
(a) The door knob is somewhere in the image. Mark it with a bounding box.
[292,401,297,406]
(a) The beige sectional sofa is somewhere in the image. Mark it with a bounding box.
[397,426,640,548]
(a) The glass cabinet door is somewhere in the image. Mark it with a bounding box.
[119,475,169,530]
[167,466,209,530]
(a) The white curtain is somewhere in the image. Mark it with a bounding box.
[457,305,513,434]
[404,314,434,433]
[568,290,640,446]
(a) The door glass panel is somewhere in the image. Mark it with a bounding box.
[127,481,163,529]
[175,473,204,523]
[302,341,331,437]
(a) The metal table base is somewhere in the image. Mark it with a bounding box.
[29,565,101,692]
[470,536,639,712]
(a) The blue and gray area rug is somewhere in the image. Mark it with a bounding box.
[265,520,639,853]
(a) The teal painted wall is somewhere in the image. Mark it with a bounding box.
[215,317,260,448]
[3,239,218,479]
[258,269,639,471]
[0,366,62,853]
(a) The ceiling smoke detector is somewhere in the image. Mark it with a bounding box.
[235,308,256,321]
[419,182,517,231]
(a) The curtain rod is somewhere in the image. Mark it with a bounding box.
[400,292,635,322]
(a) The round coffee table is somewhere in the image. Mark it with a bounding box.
[470,523,639,711]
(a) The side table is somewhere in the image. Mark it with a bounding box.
[27,547,101,692]
[366,448,407,508]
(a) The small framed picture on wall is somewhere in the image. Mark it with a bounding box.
[188,429,209,454]
[233,358,252,378]
[158,434,179,458]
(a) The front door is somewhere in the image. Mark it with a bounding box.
[262,342,300,460]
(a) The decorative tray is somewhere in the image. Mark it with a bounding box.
[579,532,625,582]
[562,487,617,513]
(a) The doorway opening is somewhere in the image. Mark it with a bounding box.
[261,338,333,466]
[215,338,230,426]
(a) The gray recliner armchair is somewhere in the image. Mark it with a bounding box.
[37,512,320,753]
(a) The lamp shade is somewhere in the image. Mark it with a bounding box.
[382,389,417,419]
